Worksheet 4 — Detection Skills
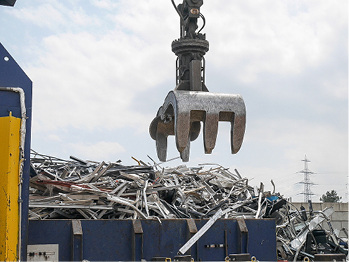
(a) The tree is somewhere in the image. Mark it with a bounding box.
[320,190,342,203]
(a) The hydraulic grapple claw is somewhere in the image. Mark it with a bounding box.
[150,91,246,162]
[149,0,246,162]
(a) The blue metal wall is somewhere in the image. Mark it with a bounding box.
[0,43,33,260]
[28,219,277,261]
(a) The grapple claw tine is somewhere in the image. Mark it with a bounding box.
[156,133,168,162]
[175,111,191,153]
[180,140,190,162]
[150,115,174,162]
[190,121,201,141]
[231,114,246,154]
[203,113,219,154]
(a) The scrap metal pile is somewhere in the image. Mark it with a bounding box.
[29,150,264,220]
[29,150,348,260]
[274,202,348,260]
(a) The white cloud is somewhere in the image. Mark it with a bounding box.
[322,74,348,100]
[28,28,171,131]
[47,134,61,142]
[91,0,119,10]
[69,141,125,161]
[204,0,347,83]
[23,0,179,133]
[9,1,100,30]
[10,3,65,28]
[248,118,347,167]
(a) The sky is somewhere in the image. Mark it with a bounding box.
[0,0,347,202]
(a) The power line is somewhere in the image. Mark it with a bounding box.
[296,155,316,202]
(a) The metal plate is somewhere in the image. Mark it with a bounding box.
[27,244,59,262]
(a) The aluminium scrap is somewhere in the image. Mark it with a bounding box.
[274,202,348,261]
[29,150,279,220]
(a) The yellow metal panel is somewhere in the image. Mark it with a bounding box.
[0,113,21,261]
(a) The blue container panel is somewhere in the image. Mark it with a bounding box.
[83,220,133,261]
[27,220,72,260]
[195,220,232,260]
[246,219,276,257]
[28,219,276,261]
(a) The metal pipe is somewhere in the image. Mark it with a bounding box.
[0,86,26,262]
[171,0,185,22]
[178,208,224,255]
[198,13,206,34]
[255,183,264,218]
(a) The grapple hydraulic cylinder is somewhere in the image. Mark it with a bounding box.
[150,0,246,162]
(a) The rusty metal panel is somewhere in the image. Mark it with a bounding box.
[187,219,197,234]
